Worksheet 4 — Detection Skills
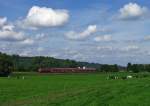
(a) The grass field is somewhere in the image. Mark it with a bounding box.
[0,72,150,106]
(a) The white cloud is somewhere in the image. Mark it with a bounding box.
[37,47,44,52]
[119,3,148,20]
[35,33,46,40]
[2,24,14,31]
[0,27,35,45]
[0,17,7,27]
[0,17,14,31]
[0,30,25,41]
[121,45,139,52]
[94,35,112,42]
[20,38,34,45]
[66,25,97,40]
[97,46,113,51]
[0,17,36,45]
[0,17,26,42]
[21,6,69,29]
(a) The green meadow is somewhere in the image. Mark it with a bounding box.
[0,72,150,106]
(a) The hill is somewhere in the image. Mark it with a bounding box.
[0,52,123,72]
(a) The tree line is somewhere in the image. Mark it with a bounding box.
[3,52,148,76]
[0,52,13,76]
[127,63,150,73]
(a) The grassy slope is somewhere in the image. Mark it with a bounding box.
[0,72,150,106]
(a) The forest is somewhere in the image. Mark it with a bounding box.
[1,52,150,76]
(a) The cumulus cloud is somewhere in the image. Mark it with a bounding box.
[35,33,47,40]
[0,30,25,41]
[20,38,34,45]
[0,17,14,31]
[21,6,69,29]
[0,17,26,42]
[0,17,7,27]
[66,25,97,40]
[94,35,112,42]
[0,16,35,45]
[0,28,35,45]
[97,46,113,51]
[37,47,44,52]
[119,3,148,20]
[121,45,139,52]
[2,24,14,31]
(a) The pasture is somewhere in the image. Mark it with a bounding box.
[0,72,150,106]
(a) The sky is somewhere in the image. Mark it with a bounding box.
[0,0,150,65]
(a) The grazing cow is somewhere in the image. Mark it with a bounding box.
[115,76,119,79]
[127,75,132,79]
[22,76,25,80]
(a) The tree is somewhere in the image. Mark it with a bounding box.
[127,63,132,72]
[0,53,13,77]
[131,64,139,73]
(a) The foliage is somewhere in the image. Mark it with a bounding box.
[2,52,150,73]
[0,52,122,72]
[100,64,119,72]
[0,52,13,76]
[127,63,150,73]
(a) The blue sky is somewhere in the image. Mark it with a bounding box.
[0,0,150,65]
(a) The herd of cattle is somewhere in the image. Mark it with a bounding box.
[107,74,149,80]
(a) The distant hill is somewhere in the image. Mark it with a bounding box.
[0,52,125,72]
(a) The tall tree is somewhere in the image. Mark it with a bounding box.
[0,53,13,76]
